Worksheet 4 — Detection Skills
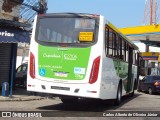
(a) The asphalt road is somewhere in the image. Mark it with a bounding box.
[0,91,160,120]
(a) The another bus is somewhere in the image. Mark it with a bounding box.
[27,13,139,105]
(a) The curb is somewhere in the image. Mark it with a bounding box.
[0,96,45,101]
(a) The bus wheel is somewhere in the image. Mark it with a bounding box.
[129,81,136,97]
[60,97,78,104]
[148,88,153,95]
[114,83,122,105]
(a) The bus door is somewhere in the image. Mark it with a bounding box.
[127,46,133,93]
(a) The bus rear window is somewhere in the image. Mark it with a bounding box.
[36,17,97,45]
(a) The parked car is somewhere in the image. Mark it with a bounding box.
[15,63,28,88]
[138,75,160,94]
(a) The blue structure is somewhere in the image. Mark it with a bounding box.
[0,27,30,96]
[2,82,9,96]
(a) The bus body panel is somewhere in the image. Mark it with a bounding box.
[100,57,138,99]
[27,15,105,99]
[27,79,102,98]
[27,43,104,98]
[27,13,139,100]
[31,43,103,84]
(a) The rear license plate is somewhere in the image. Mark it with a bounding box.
[54,72,68,77]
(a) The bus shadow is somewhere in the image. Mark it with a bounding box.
[37,93,141,112]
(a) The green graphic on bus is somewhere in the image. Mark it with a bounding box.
[38,45,91,80]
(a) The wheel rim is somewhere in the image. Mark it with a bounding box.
[149,88,152,94]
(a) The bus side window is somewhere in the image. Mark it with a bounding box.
[122,40,126,61]
[115,35,120,58]
[112,33,116,57]
[109,30,113,56]
[105,27,109,55]
[126,43,129,62]
[105,25,122,58]
[105,26,113,57]
[119,37,123,60]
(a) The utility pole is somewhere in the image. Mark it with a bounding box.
[143,0,160,52]
[143,0,160,76]
[143,0,160,25]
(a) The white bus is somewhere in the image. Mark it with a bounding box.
[27,13,139,105]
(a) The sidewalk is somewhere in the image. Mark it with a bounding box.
[0,88,46,101]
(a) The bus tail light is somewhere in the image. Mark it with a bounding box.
[89,56,101,84]
[30,52,35,79]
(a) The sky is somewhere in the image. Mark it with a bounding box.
[47,0,145,28]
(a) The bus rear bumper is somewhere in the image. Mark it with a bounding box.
[27,79,101,99]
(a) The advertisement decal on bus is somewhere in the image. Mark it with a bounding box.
[38,45,91,80]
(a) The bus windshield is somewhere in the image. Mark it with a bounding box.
[36,16,98,45]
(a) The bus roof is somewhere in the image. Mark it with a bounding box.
[38,12,100,18]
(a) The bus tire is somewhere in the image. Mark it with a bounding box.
[148,88,153,95]
[60,97,78,104]
[129,80,136,97]
[114,83,122,105]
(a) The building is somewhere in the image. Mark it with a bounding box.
[0,0,47,95]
